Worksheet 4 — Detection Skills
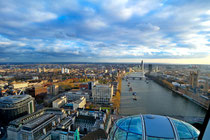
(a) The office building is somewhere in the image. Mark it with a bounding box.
[64,97,86,110]
[148,64,152,74]
[65,91,90,101]
[53,96,67,108]
[47,85,59,95]
[109,114,199,140]
[65,68,69,74]
[92,84,113,104]
[61,68,70,74]
[0,95,34,123]
[112,82,118,95]
[7,108,64,140]
[61,68,65,74]
[141,60,144,72]
[27,85,47,97]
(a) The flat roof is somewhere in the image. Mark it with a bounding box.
[23,113,55,130]
[0,95,32,104]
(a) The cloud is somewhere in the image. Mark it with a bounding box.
[0,0,209,63]
[84,18,107,30]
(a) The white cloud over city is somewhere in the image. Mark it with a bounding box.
[0,0,210,64]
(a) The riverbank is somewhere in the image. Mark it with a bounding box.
[146,74,209,110]
[112,76,122,114]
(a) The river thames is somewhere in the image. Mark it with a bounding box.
[119,72,207,117]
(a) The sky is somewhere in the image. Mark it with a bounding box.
[0,0,210,64]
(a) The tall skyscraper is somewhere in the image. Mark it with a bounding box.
[61,67,65,74]
[140,60,144,76]
[148,64,152,74]
[140,60,144,71]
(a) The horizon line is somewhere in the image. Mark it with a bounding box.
[0,61,210,65]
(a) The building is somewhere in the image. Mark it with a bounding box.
[189,71,199,89]
[79,83,89,90]
[88,81,97,90]
[48,85,59,95]
[32,76,39,80]
[34,85,47,96]
[73,109,109,135]
[204,79,209,93]
[61,68,65,74]
[112,82,118,95]
[0,95,34,123]
[37,68,42,73]
[11,82,29,89]
[148,64,152,74]
[51,130,75,140]
[53,96,67,108]
[26,85,47,97]
[50,117,82,140]
[65,68,70,74]
[43,67,46,72]
[61,68,70,74]
[92,85,113,104]
[65,91,90,101]
[64,97,86,110]
[7,108,64,140]
[141,60,144,72]
[109,114,200,140]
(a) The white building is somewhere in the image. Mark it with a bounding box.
[92,85,113,104]
[61,68,70,74]
[53,96,67,108]
[65,97,86,110]
[61,68,65,74]
[65,68,69,74]
[12,82,29,89]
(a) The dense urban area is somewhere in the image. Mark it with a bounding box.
[0,62,209,140]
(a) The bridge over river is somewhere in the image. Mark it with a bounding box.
[120,72,207,124]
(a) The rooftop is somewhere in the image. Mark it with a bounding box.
[23,113,55,130]
[0,94,32,104]
[9,108,62,127]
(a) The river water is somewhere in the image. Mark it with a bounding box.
[119,72,207,117]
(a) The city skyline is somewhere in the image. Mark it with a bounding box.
[0,0,210,64]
